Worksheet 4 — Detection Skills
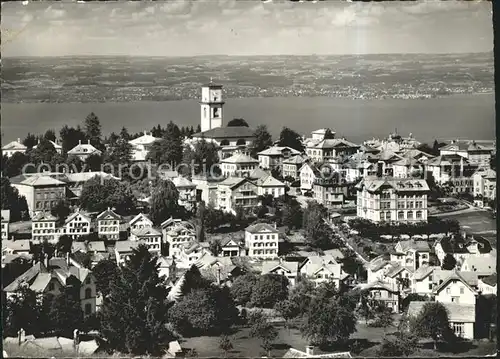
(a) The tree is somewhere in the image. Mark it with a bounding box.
[80,177,136,215]
[149,180,181,226]
[1,177,29,222]
[441,253,457,270]
[219,335,234,357]
[104,137,133,177]
[227,118,249,127]
[281,198,303,230]
[376,333,418,357]
[250,274,289,308]
[92,258,120,298]
[230,273,259,306]
[44,129,56,142]
[60,125,87,154]
[182,138,220,177]
[49,283,84,337]
[4,286,43,337]
[147,122,183,166]
[209,238,222,256]
[251,125,273,157]
[51,199,71,224]
[119,126,130,141]
[303,202,332,249]
[4,152,29,177]
[100,245,174,355]
[23,133,38,150]
[66,155,84,173]
[278,127,304,152]
[300,282,357,347]
[411,302,456,350]
[249,310,278,357]
[170,286,239,336]
[84,153,103,172]
[29,138,57,166]
[84,112,102,146]
[324,129,335,139]
[56,235,73,254]
[203,205,230,233]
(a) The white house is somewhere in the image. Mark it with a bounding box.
[163,220,197,258]
[96,208,121,240]
[33,139,62,154]
[257,146,301,170]
[220,237,244,257]
[64,210,91,240]
[130,227,162,256]
[128,131,161,162]
[172,177,197,210]
[261,259,299,286]
[473,169,496,207]
[282,155,307,181]
[256,175,286,198]
[478,273,497,295]
[114,240,140,265]
[177,242,211,268]
[459,254,496,276]
[299,162,320,191]
[2,138,27,158]
[1,210,10,240]
[67,140,102,161]
[31,212,58,243]
[390,240,431,271]
[299,255,348,288]
[244,222,279,258]
[129,213,153,232]
[220,152,259,177]
[216,177,259,215]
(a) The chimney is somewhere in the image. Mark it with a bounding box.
[73,329,80,354]
[18,328,25,346]
[144,131,147,136]
[305,346,314,356]
[87,140,91,145]
[66,252,70,266]
[17,138,21,143]
[44,253,49,268]
[78,140,82,145]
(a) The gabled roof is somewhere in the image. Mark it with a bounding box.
[10,174,66,187]
[2,139,26,151]
[427,154,473,167]
[283,154,307,165]
[385,264,413,278]
[65,210,91,224]
[248,167,270,180]
[256,175,286,188]
[395,240,431,253]
[245,222,278,233]
[360,280,397,293]
[2,240,32,252]
[312,138,359,150]
[131,227,162,237]
[193,126,256,139]
[1,210,10,222]
[96,208,121,221]
[367,255,391,272]
[65,171,120,183]
[413,265,441,281]
[480,273,497,287]
[71,241,106,253]
[461,254,496,274]
[262,260,298,275]
[129,213,152,226]
[67,141,102,155]
[219,176,256,190]
[358,177,429,193]
[221,152,259,164]
[299,162,321,177]
[258,146,301,156]
[32,211,57,222]
[474,168,496,181]
[172,176,196,188]
[407,301,475,322]
[128,132,161,146]
[33,140,62,150]
[432,270,478,295]
[115,240,140,253]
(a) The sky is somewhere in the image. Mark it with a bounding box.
[1,0,494,57]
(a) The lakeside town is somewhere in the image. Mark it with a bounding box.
[1,81,497,358]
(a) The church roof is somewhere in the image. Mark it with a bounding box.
[193,126,255,139]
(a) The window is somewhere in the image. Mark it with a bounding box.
[86,277,91,285]
[85,303,92,315]
[398,211,404,220]
[452,322,465,337]
[451,296,460,303]
[460,287,464,294]
[446,287,451,294]
[49,282,55,291]
[428,283,433,290]
[85,288,92,299]
[416,211,422,219]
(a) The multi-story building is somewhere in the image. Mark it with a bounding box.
[32,212,58,243]
[299,162,320,191]
[65,210,91,239]
[163,220,197,258]
[299,255,348,288]
[426,154,477,193]
[129,213,153,232]
[220,152,259,177]
[67,140,102,161]
[478,273,497,295]
[1,210,10,240]
[358,281,400,313]
[200,81,225,132]
[305,138,360,163]
[4,258,97,317]
[257,146,302,171]
[255,175,286,198]
[313,177,348,209]
[390,240,431,271]
[220,237,244,257]
[282,155,307,181]
[217,177,259,214]
[2,138,27,158]
[96,208,121,240]
[439,139,494,169]
[473,169,496,207]
[244,223,279,258]
[128,131,161,162]
[10,174,67,214]
[130,227,162,256]
[114,240,140,265]
[356,177,430,223]
[172,177,197,210]
[177,242,211,268]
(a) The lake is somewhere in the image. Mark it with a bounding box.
[0,93,494,144]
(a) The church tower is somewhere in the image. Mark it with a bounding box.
[200,79,225,132]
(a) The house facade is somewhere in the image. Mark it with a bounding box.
[65,210,91,240]
[129,213,153,232]
[2,138,27,157]
[257,146,301,170]
[32,212,58,243]
[1,210,10,240]
[67,140,102,161]
[217,177,259,214]
[282,155,307,180]
[96,208,121,240]
[128,131,161,162]
[163,221,197,258]
[220,153,259,177]
[244,223,279,258]
[130,227,162,256]
[10,174,67,214]
[172,177,197,210]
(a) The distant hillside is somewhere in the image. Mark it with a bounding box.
[1,53,493,103]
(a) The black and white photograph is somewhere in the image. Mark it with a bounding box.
[0,0,497,357]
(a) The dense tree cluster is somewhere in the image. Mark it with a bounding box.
[0,177,29,221]
[230,273,289,308]
[79,176,136,215]
[251,125,274,157]
[278,126,304,152]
